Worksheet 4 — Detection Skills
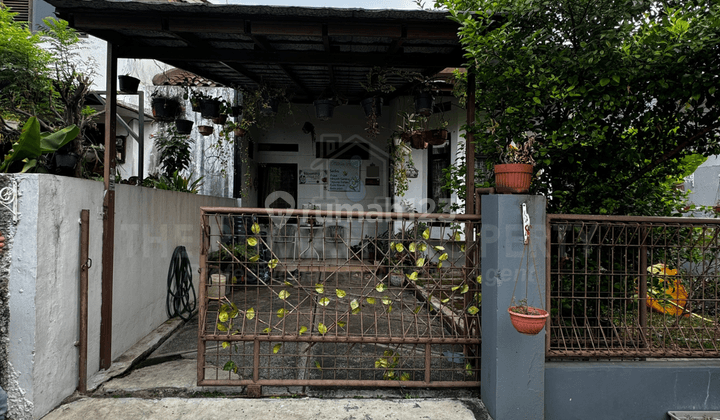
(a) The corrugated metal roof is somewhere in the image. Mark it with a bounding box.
[46,0,464,103]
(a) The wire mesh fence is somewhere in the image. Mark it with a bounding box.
[198,207,482,387]
[547,215,720,358]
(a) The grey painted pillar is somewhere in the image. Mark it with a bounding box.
[481,194,546,420]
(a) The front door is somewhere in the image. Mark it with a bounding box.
[257,163,298,209]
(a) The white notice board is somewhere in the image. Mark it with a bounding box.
[328,159,361,192]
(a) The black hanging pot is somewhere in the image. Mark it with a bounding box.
[231,106,243,117]
[175,119,194,135]
[314,99,335,120]
[199,99,221,118]
[152,98,179,120]
[361,96,383,117]
[53,152,79,175]
[118,75,140,93]
[414,91,434,116]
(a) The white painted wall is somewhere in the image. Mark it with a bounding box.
[6,174,236,420]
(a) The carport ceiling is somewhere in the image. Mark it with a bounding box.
[47,0,465,104]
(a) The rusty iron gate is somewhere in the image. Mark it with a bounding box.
[198,208,482,388]
[547,214,720,359]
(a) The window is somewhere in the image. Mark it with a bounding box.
[427,142,451,212]
[2,1,30,22]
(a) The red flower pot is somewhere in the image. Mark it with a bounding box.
[508,306,549,335]
[494,163,533,194]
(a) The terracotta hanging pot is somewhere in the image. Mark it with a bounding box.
[494,163,533,194]
[197,125,214,136]
[212,114,228,125]
[234,127,247,137]
[508,306,549,335]
[422,129,448,146]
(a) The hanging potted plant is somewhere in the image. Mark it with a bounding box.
[494,136,535,194]
[508,299,549,335]
[360,67,397,117]
[151,91,182,121]
[197,125,214,136]
[118,74,140,93]
[175,118,194,135]
[314,99,335,120]
[397,112,427,150]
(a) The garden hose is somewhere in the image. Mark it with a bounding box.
[166,246,196,321]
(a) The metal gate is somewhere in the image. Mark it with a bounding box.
[198,207,481,388]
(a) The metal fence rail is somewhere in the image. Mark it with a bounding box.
[198,208,482,388]
[547,215,720,359]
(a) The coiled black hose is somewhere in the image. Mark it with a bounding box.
[166,246,196,321]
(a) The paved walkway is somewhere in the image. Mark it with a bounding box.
[43,397,487,420]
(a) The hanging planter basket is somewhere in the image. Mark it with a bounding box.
[508,306,549,335]
[212,114,228,125]
[175,119,194,135]
[118,75,140,93]
[260,94,279,116]
[234,127,247,137]
[231,106,243,117]
[314,99,335,120]
[494,163,534,194]
[422,129,448,146]
[199,99,221,119]
[360,96,383,117]
[197,125,214,136]
[151,98,179,121]
[414,91,434,116]
[410,132,427,150]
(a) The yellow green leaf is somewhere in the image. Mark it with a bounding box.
[382,297,392,305]
[278,290,290,300]
[222,341,229,349]
[468,306,479,315]
[408,242,416,252]
[268,258,279,269]
[263,327,271,334]
[452,285,460,291]
[335,289,346,298]
[352,307,361,315]
[476,275,482,284]
[247,237,258,247]
[434,245,445,251]
[350,299,359,310]
[318,323,328,335]
[337,321,346,328]
[400,372,410,381]
[249,254,260,262]
[273,343,282,354]
[386,305,393,313]
[299,326,308,335]
[217,323,228,332]
[454,232,461,241]
[422,228,430,239]
[315,283,324,294]
[394,243,404,252]
[366,297,376,305]
[413,306,422,314]
[251,223,260,234]
[439,253,448,261]
[437,262,443,269]
[315,360,322,371]
[460,284,469,294]
[416,257,425,267]
[465,363,473,376]
[319,297,330,306]
[441,298,450,303]
[218,311,229,323]
[246,307,255,320]
[375,359,388,368]
[460,244,466,252]
[277,308,287,318]
[419,243,427,252]
[406,271,419,281]
[376,283,387,292]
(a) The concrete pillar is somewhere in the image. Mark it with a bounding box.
[481,194,546,420]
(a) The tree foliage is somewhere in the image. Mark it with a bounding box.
[437,0,720,215]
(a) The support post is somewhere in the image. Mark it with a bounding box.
[78,209,89,393]
[481,194,546,420]
[100,43,118,370]
[465,71,476,215]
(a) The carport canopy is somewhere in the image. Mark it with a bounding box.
[46,0,465,103]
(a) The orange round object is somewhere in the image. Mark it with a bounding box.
[508,306,549,335]
[494,164,533,194]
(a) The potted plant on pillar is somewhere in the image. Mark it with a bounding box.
[494,136,536,194]
[508,298,549,335]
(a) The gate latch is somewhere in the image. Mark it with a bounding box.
[522,203,531,245]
